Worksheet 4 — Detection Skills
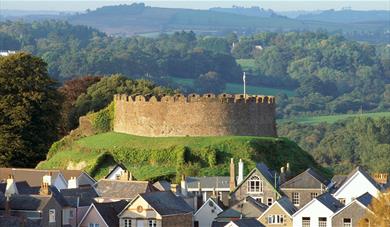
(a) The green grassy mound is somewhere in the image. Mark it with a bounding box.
[38,132,325,182]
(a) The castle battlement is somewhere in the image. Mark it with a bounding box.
[113,93,277,137]
[114,93,275,104]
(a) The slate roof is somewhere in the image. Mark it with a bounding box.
[0,181,40,195]
[356,192,374,208]
[0,216,41,227]
[228,219,265,227]
[232,163,279,195]
[276,196,297,216]
[316,192,344,212]
[93,200,128,227]
[139,191,193,215]
[94,179,158,200]
[211,221,228,227]
[280,168,330,189]
[186,176,230,190]
[217,196,268,219]
[153,180,171,191]
[331,166,382,193]
[60,187,98,207]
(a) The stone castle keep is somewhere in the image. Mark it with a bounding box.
[113,93,277,137]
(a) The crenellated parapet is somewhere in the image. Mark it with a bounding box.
[114,93,276,104]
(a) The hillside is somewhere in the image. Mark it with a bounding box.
[37,132,325,182]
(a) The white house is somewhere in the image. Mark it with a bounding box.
[105,164,128,180]
[292,192,344,227]
[332,166,381,205]
[194,197,224,227]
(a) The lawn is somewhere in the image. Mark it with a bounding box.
[279,112,390,125]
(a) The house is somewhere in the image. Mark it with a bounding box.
[214,196,268,225]
[105,164,128,180]
[280,168,330,209]
[118,191,193,227]
[331,192,374,227]
[185,176,230,206]
[230,163,281,205]
[258,196,297,227]
[94,178,158,202]
[224,218,264,227]
[78,200,128,227]
[292,192,344,227]
[331,166,382,205]
[194,196,224,227]
[60,186,99,226]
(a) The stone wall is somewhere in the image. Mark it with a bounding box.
[113,93,277,137]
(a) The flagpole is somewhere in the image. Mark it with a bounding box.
[243,72,246,99]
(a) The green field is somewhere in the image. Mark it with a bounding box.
[279,112,390,125]
[38,132,323,181]
[236,59,256,72]
[170,77,296,96]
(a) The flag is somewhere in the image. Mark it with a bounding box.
[243,72,246,83]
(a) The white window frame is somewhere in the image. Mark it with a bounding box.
[89,224,99,227]
[267,197,273,206]
[310,192,318,199]
[292,192,300,206]
[343,218,352,227]
[148,219,157,227]
[49,209,56,223]
[319,217,327,227]
[247,175,263,193]
[267,214,284,224]
[124,219,132,227]
[302,217,310,227]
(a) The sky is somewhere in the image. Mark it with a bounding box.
[1,1,389,12]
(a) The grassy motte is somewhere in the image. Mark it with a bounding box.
[38,132,325,182]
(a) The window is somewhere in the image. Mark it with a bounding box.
[49,209,55,223]
[292,192,300,206]
[69,210,74,218]
[267,197,273,206]
[339,198,346,205]
[247,175,263,193]
[252,196,263,203]
[89,224,99,227]
[302,217,310,227]
[124,219,132,227]
[310,192,318,199]
[319,217,327,227]
[218,192,223,201]
[267,215,284,224]
[148,220,157,227]
[343,218,352,227]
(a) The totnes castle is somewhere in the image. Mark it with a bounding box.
[113,93,277,137]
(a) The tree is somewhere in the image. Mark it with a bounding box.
[359,189,390,227]
[58,76,101,134]
[194,71,226,94]
[0,52,61,167]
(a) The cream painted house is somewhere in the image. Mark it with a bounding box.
[118,191,193,227]
[258,197,296,227]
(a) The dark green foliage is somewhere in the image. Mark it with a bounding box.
[90,102,115,133]
[194,71,226,94]
[0,53,61,167]
[278,116,390,174]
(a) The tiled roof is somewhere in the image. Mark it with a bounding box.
[61,187,98,207]
[276,196,297,216]
[140,191,193,215]
[217,196,267,219]
[331,166,382,193]
[280,168,330,189]
[229,218,265,227]
[95,179,158,200]
[316,192,344,213]
[0,216,40,227]
[356,192,374,208]
[94,200,128,227]
[186,176,230,190]
[0,181,40,195]
[153,180,171,191]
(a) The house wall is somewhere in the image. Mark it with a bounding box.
[79,206,108,227]
[77,206,90,226]
[333,172,380,204]
[42,197,63,227]
[258,203,293,227]
[194,199,223,227]
[332,202,367,227]
[106,167,125,180]
[293,200,333,227]
[161,213,193,227]
[119,197,162,227]
[280,188,324,209]
[231,170,279,204]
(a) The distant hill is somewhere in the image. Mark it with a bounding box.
[296,9,390,23]
[67,3,389,37]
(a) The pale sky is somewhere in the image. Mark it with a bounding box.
[1,1,389,12]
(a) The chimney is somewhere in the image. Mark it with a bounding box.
[286,163,291,179]
[120,170,133,181]
[280,167,286,184]
[229,158,236,192]
[372,173,389,185]
[238,159,244,185]
[40,182,50,196]
[43,172,52,186]
[68,177,78,189]
[5,175,18,197]
[180,175,188,197]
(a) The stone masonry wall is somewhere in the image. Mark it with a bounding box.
[113,93,277,137]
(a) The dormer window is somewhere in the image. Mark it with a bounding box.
[247,175,263,193]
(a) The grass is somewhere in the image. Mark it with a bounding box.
[39,132,323,181]
[169,77,296,97]
[236,59,256,72]
[279,112,390,125]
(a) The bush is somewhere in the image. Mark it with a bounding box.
[91,102,115,132]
